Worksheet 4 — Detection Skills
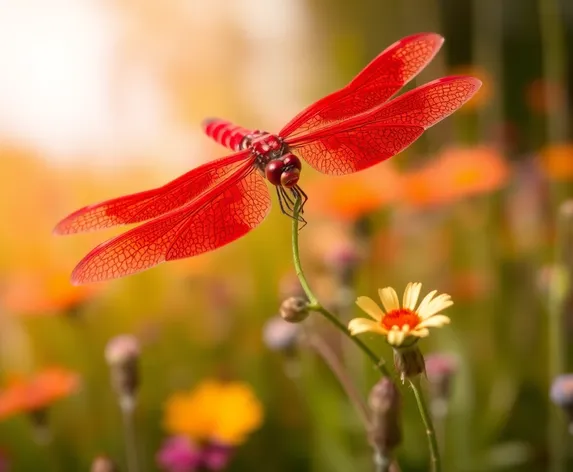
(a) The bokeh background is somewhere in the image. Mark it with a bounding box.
[0,0,572,471]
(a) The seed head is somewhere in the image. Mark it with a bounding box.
[105,334,140,411]
[90,455,118,472]
[550,374,573,433]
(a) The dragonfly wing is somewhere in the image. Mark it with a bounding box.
[288,76,481,175]
[280,33,444,138]
[54,150,253,234]
[70,164,271,284]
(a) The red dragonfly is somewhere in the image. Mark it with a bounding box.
[55,33,481,284]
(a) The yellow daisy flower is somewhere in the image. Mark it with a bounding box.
[163,379,263,446]
[349,283,452,346]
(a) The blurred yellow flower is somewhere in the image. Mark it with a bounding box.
[349,283,452,346]
[539,144,573,180]
[0,367,79,420]
[164,379,263,446]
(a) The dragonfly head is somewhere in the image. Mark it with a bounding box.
[265,153,301,188]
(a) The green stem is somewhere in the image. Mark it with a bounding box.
[291,197,391,378]
[121,401,140,472]
[410,377,441,472]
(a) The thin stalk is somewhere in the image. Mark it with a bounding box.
[538,0,569,144]
[291,197,391,378]
[409,377,441,472]
[120,401,140,472]
[547,203,571,472]
[472,0,504,145]
[306,333,370,429]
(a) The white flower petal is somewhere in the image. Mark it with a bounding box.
[416,290,438,315]
[417,314,451,329]
[348,318,386,336]
[387,328,406,346]
[355,296,384,321]
[378,287,400,312]
[403,282,422,311]
[419,294,453,319]
[411,328,430,338]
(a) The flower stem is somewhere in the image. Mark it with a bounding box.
[291,196,391,378]
[120,401,140,472]
[409,377,441,472]
[306,333,370,429]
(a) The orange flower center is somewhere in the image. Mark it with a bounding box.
[381,308,421,330]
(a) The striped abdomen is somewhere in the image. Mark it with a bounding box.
[202,118,259,151]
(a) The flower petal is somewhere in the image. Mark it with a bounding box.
[403,282,422,311]
[411,328,430,338]
[417,314,451,329]
[419,294,453,319]
[416,290,437,315]
[378,287,400,312]
[355,296,384,321]
[387,328,406,346]
[348,318,386,336]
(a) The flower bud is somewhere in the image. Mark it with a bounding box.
[392,344,425,383]
[425,353,458,418]
[263,316,300,352]
[550,374,573,433]
[90,455,118,472]
[279,297,309,323]
[105,335,140,411]
[368,378,402,456]
[425,353,457,400]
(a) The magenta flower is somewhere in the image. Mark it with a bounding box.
[156,436,201,472]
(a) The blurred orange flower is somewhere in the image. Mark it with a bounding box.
[539,144,573,180]
[451,65,492,110]
[402,146,510,207]
[164,379,263,446]
[2,268,96,315]
[0,367,79,420]
[306,165,400,220]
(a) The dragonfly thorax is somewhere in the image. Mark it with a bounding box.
[250,134,302,188]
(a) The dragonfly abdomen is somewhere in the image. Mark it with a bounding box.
[202,118,257,151]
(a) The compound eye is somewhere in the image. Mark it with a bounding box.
[282,153,301,170]
[280,168,300,188]
[265,160,285,186]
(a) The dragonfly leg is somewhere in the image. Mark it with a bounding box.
[276,186,307,227]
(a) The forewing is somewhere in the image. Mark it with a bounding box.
[280,33,444,138]
[71,164,271,284]
[288,76,481,175]
[54,150,253,234]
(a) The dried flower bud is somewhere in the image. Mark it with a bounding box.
[263,316,300,352]
[91,455,118,472]
[279,297,309,323]
[425,353,458,400]
[368,378,402,456]
[550,374,573,433]
[105,335,140,411]
[425,353,458,418]
[325,241,361,273]
[392,345,425,382]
